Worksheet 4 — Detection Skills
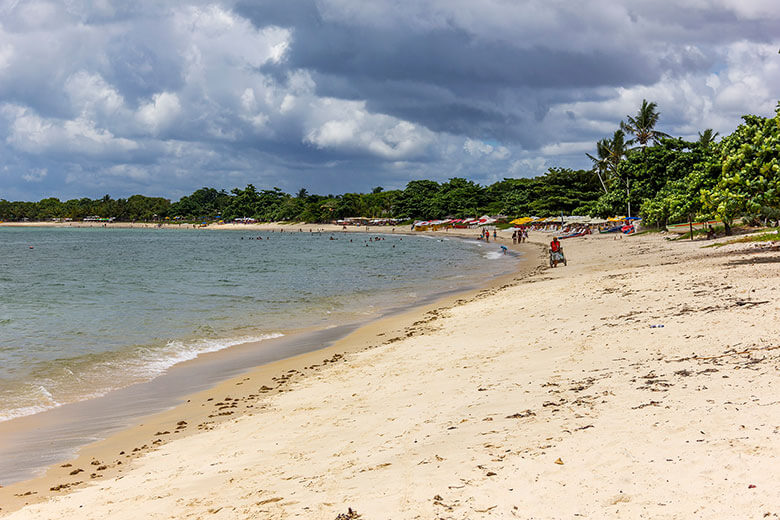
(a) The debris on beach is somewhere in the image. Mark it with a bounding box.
[335,507,362,519]
[506,410,536,419]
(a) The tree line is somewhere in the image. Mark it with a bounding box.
[0,169,603,223]
[2,101,778,232]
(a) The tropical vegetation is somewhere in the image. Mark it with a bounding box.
[585,99,780,234]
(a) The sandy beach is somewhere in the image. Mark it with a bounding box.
[2,228,779,518]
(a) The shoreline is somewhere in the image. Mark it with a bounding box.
[3,231,779,517]
[0,226,542,513]
[0,224,524,428]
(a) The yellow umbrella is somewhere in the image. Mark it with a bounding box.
[510,217,534,225]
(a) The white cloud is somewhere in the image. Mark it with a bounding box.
[716,41,779,115]
[240,88,257,112]
[104,164,150,182]
[2,103,51,149]
[541,141,596,156]
[464,138,494,157]
[717,0,779,19]
[2,103,139,156]
[8,0,65,31]
[64,71,125,117]
[173,5,291,81]
[22,168,47,182]
[304,98,434,160]
[237,88,272,132]
[463,139,510,160]
[509,157,547,176]
[0,43,13,72]
[545,38,779,147]
[136,92,181,136]
[490,146,510,160]
[308,118,358,148]
[280,94,296,114]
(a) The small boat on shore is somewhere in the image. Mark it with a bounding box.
[599,225,623,234]
[559,230,587,239]
[666,220,722,234]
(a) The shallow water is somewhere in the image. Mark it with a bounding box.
[0,227,517,422]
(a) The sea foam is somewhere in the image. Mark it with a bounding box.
[0,333,283,423]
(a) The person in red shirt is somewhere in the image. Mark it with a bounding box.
[550,237,564,267]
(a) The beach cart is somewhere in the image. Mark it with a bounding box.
[549,247,566,268]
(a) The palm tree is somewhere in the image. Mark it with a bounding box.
[296,188,309,199]
[697,128,719,147]
[607,129,634,216]
[607,129,630,169]
[586,139,611,194]
[620,100,670,217]
[620,99,670,149]
[586,129,630,194]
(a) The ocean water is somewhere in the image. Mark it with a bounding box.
[0,227,517,422]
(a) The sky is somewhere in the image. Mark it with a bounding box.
[0,0,778,201]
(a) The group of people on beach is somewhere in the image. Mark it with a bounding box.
[477,229,497,242]
[512,228,528,244]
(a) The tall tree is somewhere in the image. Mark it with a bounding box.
[586,139,612,194]
[394,180,441,219]
[430,178,485,218]
[587,129,630,194]
[620,99,670,149]
[619,100,670,216]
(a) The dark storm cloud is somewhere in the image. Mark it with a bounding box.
[237,1,661,145]
[233,0,322,28]
[293,27,655,90]
[102,34,185,104]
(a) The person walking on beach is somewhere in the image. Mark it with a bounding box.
[512,230,517,244]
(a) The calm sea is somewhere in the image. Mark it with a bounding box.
[0,226,517,422]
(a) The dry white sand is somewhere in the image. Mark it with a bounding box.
[2,230,780,519]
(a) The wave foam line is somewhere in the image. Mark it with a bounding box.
[0,333,284,423]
